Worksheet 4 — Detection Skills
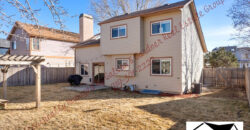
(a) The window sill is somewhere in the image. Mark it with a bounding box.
[31,49,40,51]
[151,32,172,36]
[116,69,130,72]
[111,36,127,40]
[151,74,172,77]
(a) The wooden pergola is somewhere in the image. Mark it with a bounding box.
[0,54,45,108]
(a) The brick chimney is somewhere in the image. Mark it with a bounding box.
[79,14,93,42]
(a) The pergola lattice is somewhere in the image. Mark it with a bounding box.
[0,54,45,108]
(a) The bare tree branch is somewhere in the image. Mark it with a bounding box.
[228,0,250,46]
[0,0,68,39]
[91,0,168,22]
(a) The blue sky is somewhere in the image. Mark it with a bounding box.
[0,0,237,51]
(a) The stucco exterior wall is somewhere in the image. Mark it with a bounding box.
[10,28,30,55]
[76,6,205,94]
[181,5,204,92]
[104,11,183,94]
[75,46,105,84]
[101,17,143,55]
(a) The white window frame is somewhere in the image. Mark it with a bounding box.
[26,38,30,50]
[32,38,40,50]
[80,64,89,76]
[151,58,172,76]
[111,25,127,39]
[11,41,17,50]
[116,59,130,71]
[151,20,171,35]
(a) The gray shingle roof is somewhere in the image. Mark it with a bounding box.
[72,34,100,48]
[99,0,190,25]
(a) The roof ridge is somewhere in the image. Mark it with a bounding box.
[16,21,79,36]
[8,21,79,43]
[128,0,190,15]
[99,0,191,25]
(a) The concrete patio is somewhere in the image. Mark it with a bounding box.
[65,85,109,92]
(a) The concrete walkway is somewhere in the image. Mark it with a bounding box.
[65,85,109,92]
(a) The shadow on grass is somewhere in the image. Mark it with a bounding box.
[0,85,160,103]
[0,85,249,129]
[136,88,250,130]
[1,85,248,103]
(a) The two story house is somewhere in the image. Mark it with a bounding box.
[212,46,250,68]
[73,0,207,94]
[7,21,79,67]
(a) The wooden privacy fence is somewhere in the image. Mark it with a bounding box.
[0,67,74,86]
[244,68,250,106]
[203,68,245,87]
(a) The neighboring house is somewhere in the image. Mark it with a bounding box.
[73,0,207,94]
[7,21,79,67]
[0,39,10,55]
[212,46,250,68]
[235,47,250,68]
[212,46,237,54]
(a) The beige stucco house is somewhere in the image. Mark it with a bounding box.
[73,0,208,94]
[7,21,79,67]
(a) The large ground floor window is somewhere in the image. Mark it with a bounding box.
[151,57,172,76]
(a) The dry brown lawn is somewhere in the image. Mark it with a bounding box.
[0,84,249,130]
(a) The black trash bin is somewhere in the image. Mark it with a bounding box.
[68,75,83,86]
[194,83,202,94]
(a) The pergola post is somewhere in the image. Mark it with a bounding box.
[0,54,45,108]
[33,64,41,108]
[1,66,9,99]
[3,72,7,99]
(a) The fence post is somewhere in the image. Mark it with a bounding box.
[202,69,204,85]
[245,68,250,107]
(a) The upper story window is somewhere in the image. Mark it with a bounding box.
[26,38,30,50]
[151,57,172,76]
[11,41,16,50]
[111,25,127,39]
[32,38,40,50]
[151,19,171,35]
[81,64,89,76]
[245,54,249,59]
[116,59,129,71]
